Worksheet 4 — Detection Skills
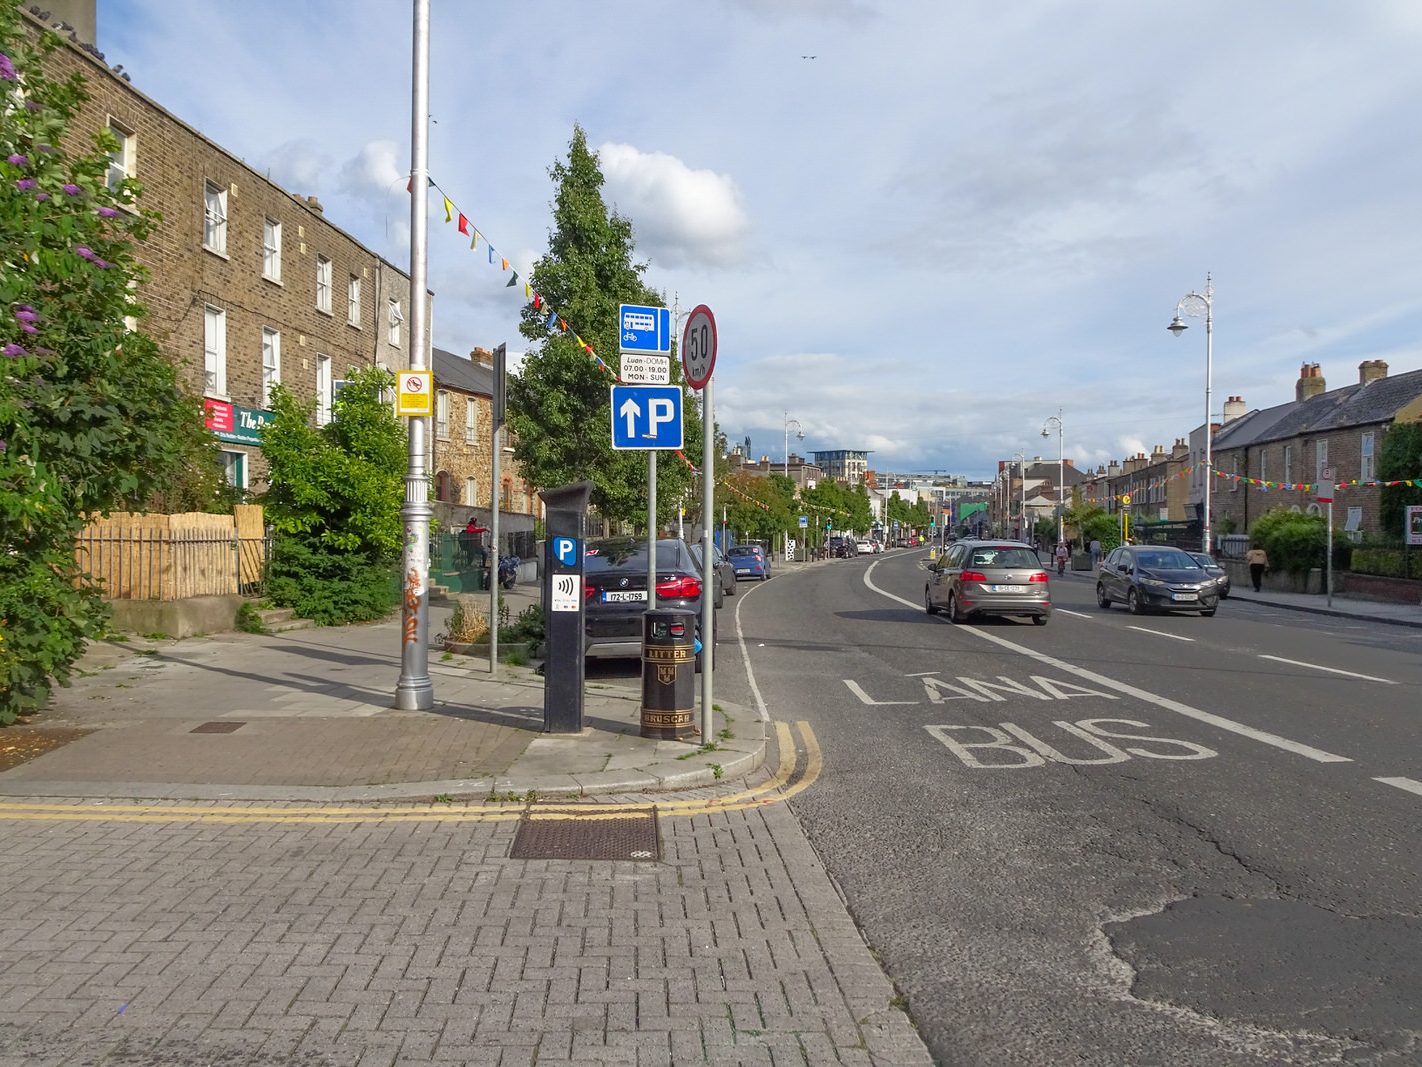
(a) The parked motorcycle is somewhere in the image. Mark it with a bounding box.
[497,554,521,589]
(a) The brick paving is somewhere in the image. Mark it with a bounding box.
[0,800,929,1065]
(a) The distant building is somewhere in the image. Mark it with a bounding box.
[812,449,871,484]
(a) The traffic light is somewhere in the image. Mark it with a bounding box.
[929,515,936,526]
[825,518,833,530]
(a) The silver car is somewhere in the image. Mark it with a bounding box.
[925,540,1052,625]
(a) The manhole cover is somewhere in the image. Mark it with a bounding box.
[509,807,660,861]
[190,721,246,734]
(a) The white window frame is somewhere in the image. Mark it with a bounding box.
[464,399,477,441]
[316,255,332,314]
[262,218,282,282]
[261,327,281,407]
[465,476,478,507]
[347,275,361,327]
[1258,449,1266,483]
[388,299,402,347]
[316,354,333,426]
[1315,439,1328,482]
[220,450,247,491]
[1283,444,1293,484]
[1361,432,1375,481]
[436,390,450,439]
[203,304,226,397]
[203,180,227,255]
[106,119,134,193]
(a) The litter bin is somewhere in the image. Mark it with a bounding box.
[640,607,697,740]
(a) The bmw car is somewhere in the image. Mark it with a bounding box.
[583,538,718,665]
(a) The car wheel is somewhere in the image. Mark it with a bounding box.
[948,593,966,624]
[1127,588,1144,615]
[1097,584,1111,609]
[925,587,939,615]
[1031,615,1048,626]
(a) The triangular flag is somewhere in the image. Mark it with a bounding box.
[533,292,542,310]
[469,231,478,250]
[501,257,509,271]
[524,282,532,298]
[488,246,493,264]
[442,197,453,223]
[545,310,557,330]
[559,318,568,332]
[457,214,469,235]
[405,176,412,193]
[506,272,517,288]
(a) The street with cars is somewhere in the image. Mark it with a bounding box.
[697,545,1422,1064]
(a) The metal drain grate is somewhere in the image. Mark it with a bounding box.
[509,807,660,861]
[190,721,246,734]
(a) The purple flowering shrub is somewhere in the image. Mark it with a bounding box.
[2,2,222,721]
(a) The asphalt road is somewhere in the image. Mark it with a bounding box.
[709,550,1422,1066]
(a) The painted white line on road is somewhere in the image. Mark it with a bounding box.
[844,680,916,706]
[1056,608,1092,619]
[862,562,1351,764]
[1374,777,1422,797]
[733,581,771,722]
[1127,626,1195,643]
[1258,654,1396,685]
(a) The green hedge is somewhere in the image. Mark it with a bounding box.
[1349,547,1418,580]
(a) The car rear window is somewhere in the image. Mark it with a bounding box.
[967,547,1039,568]
[585,540,685,573]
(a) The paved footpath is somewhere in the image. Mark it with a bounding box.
[0,596,932,1065]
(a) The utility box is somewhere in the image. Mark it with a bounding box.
[640,607,697,740]
[539,482,592,734]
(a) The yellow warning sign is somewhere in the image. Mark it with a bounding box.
[396,370,433,417]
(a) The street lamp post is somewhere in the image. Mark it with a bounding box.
[783,412,802,560]
[1041,411,1064,545]
[1013,450,1026,540]
[1168,274,1214,554]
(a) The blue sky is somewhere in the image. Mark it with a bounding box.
[100,0,1422,480]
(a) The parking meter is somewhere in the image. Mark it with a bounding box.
[539,482,592,733]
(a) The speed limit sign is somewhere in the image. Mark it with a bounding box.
[681,305,717,390]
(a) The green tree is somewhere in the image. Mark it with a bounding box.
[1378,421,1422,540]
[259,367,407,625]
[507,126,699,526]
[717,471,790,545]
[1,6,213,722]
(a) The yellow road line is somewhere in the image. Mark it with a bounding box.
[0,722,822,824]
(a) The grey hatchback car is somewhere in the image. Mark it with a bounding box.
[925,539,1051,625]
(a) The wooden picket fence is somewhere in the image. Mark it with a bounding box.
[75,504,270,601]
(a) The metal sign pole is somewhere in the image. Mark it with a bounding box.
[395,0,433,711]
[490,422,500,674]
[701,377,714,741]
[1327,499,1334,607]
[647,451,657,610]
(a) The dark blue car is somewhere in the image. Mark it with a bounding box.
[727,544,771,581]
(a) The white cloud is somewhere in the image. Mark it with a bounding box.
[338,140,405,199]
[598,143,750,268]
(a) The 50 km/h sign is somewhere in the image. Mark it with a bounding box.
[681,305,717,390]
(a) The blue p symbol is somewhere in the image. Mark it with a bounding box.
[553,537,577,567]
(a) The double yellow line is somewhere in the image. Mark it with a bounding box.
[0,721,821,825]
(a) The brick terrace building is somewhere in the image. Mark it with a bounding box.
[25,5,424,492]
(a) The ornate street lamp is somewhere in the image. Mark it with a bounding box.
[1169,274,1214,554]
[1041,411,1064,544]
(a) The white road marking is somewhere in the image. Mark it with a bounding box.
[863,562,1351,764]
[1127,626,1195,643]
[843,680,916,706]
[733,581,770,722]
[1257,654,1396,685]
[1374,777,1422,797]
[1056,608,1092,619]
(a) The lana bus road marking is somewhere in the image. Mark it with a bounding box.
[862,560,1351,764]
[0,722,823,824]
[926,719,1218,768]
[845,673,1121,706]
[1126,626,1195,642]
[1258,654,1396,685]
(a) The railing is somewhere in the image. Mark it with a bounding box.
[74,506,271,601]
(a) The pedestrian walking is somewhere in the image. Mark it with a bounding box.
[1246,543,1269,592]
[1089,537,1102,568]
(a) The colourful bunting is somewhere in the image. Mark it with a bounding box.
[442,197,453,223]
[458,214,469,235]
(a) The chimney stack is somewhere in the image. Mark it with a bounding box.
[1295,362,1326,402]
[1222,395,1246,423]
[305,195,323,214]
[1171,438,1189,460]
[470,347,492,364]
[1150,444,1166,464]
[1359,359,1389,385]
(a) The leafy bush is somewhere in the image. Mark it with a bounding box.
[1350,548,1412,579]
[1250,508,1327,577]
[500,604,545,646]
[1377,421,1422,538]
[1,9,214,722]
[260,367,406,626]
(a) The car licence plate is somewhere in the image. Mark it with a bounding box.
[735,568,752,575]
[601,590,646,603]
[1171,592,1198,601]
[988,584,1026,593]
